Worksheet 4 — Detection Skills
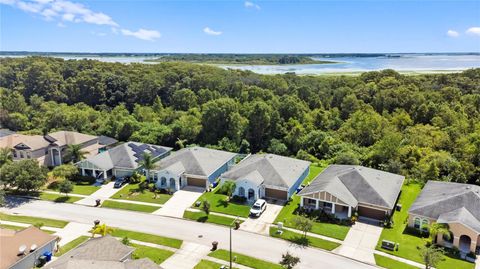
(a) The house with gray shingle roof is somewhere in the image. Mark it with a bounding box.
[152,146,237,191]
[76,142,172,179]
[298,165,404,220]
[408,181,480,253]
[220,154,310,201]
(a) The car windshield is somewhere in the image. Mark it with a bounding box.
[252,205,261,210]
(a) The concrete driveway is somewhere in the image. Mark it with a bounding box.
[240,201,283,234]
[153,186,204,217]
[333,222,383,264]
[75,182,123,206]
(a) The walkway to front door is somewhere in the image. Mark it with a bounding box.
[152,186,204,218]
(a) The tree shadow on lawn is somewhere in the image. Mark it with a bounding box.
[216,199,230,208]
[289,235,309,249]
[53,196,70,203]
[196,216,209,223]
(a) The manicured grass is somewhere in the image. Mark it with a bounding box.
[194,260,238,269]
[274,165,350,241]
[374,254,419,269]
[209,249,283,269]
[0,224,27,230]
[111,228,182,249]
[131,243,174,264]
[269,227,340,251]
[194,189,251,218]
[376,183,475,269]
[0,213,68,228]
[183,211,243,226]
[55,236,90,256]
[71,182,99,195]
[101,200,161,213]
[39,192,82,203]
[111,183,171,204]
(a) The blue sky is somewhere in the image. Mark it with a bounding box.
[1,0,479,53]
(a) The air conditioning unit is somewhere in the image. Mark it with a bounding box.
[17,245,27,256]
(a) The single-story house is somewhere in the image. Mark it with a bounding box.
[1,226,58,269]
[408,181,480,254]
[45,235,161,269]
[76,142,172,179]
[220,154,310,201]
[298,165,404,220]
[153,146,237,191]
[0,131,107,167]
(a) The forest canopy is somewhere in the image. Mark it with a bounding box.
[146,54,335,65]
[0,56,479,185]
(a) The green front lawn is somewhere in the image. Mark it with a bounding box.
[209,249,283,269]
[111,228,182,249]
[131,243,174,264]
[39,192,83,203]
[374,254,419,269]
[101,200,161,213]
[269,227,340,251]
[55,236,90,256]
[183,211,243,226]
[194,189,251,218]
[111,183,171,204]
[376,183,474,269]
[0,213,68,228]
[71,182,99,195]
[194,260,238,269]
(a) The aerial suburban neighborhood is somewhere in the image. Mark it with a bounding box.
[1,1,480,269]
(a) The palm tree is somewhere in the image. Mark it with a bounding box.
[64,144,87,163]
[140,153,154,182]
[427,223,451,243]
[90,223,114,237]
[0,147,13,166]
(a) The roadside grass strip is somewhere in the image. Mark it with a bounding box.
[101,200,161,213]
[209,249,283,269]
[39,192,83,203]
[131,243,174,264]
[195,259,239,269]
[71,183,99,195]
[183,211,244,227]
[0,213,68,228]
[111,228,182,249]
[374,254,420,269]
[269,227,340,251]
[111,183,171,205]
[55,236,90,257]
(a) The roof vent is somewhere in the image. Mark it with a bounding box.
[30,244,37,252]
[18,245,27,256]
[466,186,471,189]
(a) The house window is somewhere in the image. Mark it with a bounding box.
[161,177,166,186]
[414,217,421,229]
[421,219,429,232]
[306,198,316,206]
[45,149,49,154]
[26,152,31,159]
[13,151,17,158]
[20,151,24,158]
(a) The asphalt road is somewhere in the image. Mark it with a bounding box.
[1,197,378,269]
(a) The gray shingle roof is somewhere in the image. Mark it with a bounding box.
[98,135,118,146]
[298,165,405,209]
[153,146,237,177]
[84,142,172,170]
[409,181,480,233]
[220,154,310,190]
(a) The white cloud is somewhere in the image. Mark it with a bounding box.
[244,1,260,10]
[121,28,161,41]
[466,27,480,36]
[447,30,459,37]
[62,13,74,21]
[57,22,66,27]
[203,27,222,36]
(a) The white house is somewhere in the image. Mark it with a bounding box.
[153,146,237,192]
[220,154,311,201]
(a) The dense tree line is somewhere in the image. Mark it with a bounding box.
[0,57,479,185]
[148,54,333,65]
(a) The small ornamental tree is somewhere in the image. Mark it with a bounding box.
[280,252,301,269]
[293,216,313,239]
[58,180,74,197]
[419,245,444,269]
[202,200,211,215]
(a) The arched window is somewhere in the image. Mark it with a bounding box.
[238,187,245,197]
[161,177,167,186]
[421,219,429,232]
[414,217,421,229]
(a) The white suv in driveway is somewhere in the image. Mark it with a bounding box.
[249,199,267,217]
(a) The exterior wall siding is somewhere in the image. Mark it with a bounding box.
[11,240,57,269]
[207,156,237,183]
[287,166,309,199]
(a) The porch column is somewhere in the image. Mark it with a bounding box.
[92,170,97,178]
[315,200,319,210]
[331,202,335,214]
[348,206,352,218]
[175,179,180,191]
[471,240,477,253]
[300,197,304,207]
[453,236,460,249]
[81,168,85,176]
[50,149,55,166]
[103,170,107,179]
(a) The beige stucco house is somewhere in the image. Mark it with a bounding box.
[298,165,404,220]
[408,181,480,254]
[0,131,109,167]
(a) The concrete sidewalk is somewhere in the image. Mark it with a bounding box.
[53,222,92,245]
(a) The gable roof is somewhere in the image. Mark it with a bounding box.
[45,236,134,269]
[82,142,172,170]
[98,135,118,147]
[0,226,58,269]
[298,165,405,209]
[0,133,50,150]
[154,147,237,177]
[47,131,98,147]
[0,129,15,138]
[409,181,480,233]
[220,154,311,189]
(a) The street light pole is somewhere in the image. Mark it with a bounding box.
[230,216,239,269]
